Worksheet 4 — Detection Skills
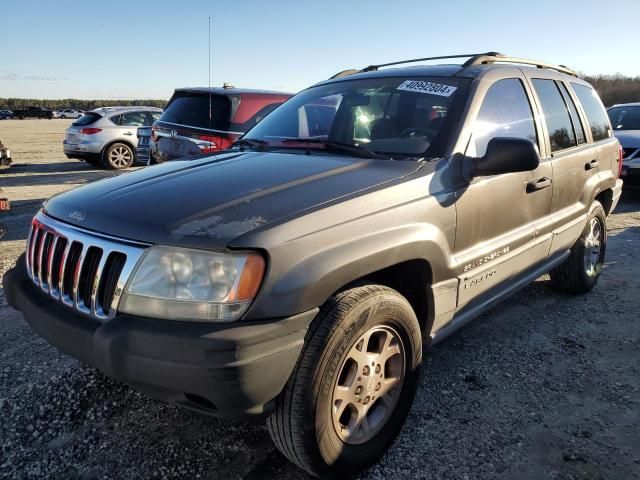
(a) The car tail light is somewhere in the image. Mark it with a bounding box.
[617,145,623,178]
[151,126,158,141]
[198,135,233,153]
[81,128,102,135]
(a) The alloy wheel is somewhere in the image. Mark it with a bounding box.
[109,145,132,169]
[583,217,603,277]
[331,325,405,445]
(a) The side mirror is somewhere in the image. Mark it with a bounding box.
[474,137,540,176]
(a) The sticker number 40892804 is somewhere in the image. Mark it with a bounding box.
[397,80,458,97]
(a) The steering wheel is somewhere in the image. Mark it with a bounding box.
[398,126,436,140]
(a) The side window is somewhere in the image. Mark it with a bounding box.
[558,83,586,145]
[151,112,162,121]
[471,78,537,157]
[119,111,147,127]
[109,114,122,125]
[532,79,576,152]
[571,83,611,141]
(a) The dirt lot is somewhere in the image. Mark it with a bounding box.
[0,120,639,479]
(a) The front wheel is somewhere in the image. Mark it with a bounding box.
[550,201,607,293]
[267,284,422,478]
[103,143,134,170]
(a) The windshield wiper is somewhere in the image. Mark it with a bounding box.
[233,138,269,151]
[280,138,386,159]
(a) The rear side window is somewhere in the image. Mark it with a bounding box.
[118,111,147,127]
[558,83,586,145]
[471,78,537,157]
[571,84,611,141]
[72,112,101,126]
[159,93,231,131]
[230,103,282,132]
[532,79,576,152]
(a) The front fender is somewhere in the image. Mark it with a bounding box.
[238,186,457,320]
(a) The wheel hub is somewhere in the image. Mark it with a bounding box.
[583,217,602,277]
[331,325,405,445]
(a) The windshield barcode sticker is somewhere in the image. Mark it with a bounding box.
[397,80,457,97]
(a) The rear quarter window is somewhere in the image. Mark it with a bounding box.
[159,93,231,131]
[72,112,102,126]
[571,84,611,141]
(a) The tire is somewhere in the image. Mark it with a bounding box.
[103,142,134,170]
[549,201,607,294]
[267,284,422,478]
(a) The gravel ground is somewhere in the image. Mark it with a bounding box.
[0,120,639,479]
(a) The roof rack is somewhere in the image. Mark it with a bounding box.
[463,53,577,77]
[360,53,501,72]
[329,52,577,79]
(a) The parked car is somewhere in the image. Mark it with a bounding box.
[52,110,61,119]
[0,110,13,119]
[4,52,623,478]
[63,106,162,169]
[608,102,640,187]
[149,85,291,162]
[12,106,53,119]
[59,109,83,119]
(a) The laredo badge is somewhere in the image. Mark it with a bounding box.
[397,80,457,97]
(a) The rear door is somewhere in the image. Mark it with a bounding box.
[453,73,553,306]
[525,74,604,256]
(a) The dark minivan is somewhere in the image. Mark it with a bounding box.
[149,85,291,162]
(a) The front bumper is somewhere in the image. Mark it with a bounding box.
[4,256,315,419]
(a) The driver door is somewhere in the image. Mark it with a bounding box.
[453,76,553,306]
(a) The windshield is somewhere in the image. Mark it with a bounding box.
[608,106,640,131]
[243,76,469,158]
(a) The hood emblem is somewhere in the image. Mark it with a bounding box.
[68,210,86,223]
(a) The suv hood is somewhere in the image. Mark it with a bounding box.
[44,151,423,249]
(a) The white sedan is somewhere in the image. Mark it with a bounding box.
[59,109,83,119]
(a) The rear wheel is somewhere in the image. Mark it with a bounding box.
[267,284,422,478]
[104,143,134,170]
[550,201,606,293]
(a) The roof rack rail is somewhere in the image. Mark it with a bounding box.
[360,52,502,73]
[328,52,577,80]
[463,53,577,77]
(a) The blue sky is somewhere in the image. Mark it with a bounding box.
[1,0,639,99]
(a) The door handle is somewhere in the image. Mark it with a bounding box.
[123,132,133,136]
[584,159,599,171]
[526,176,552,193]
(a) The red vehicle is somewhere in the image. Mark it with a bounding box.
[150,85,291,162]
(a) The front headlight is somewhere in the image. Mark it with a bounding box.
[120,246,265,322]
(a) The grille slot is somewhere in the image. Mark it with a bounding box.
[25,213,146,321]
[99,253,127,315]
[50,237,68,291]
[62,241,82,299]
[79,247,102,309]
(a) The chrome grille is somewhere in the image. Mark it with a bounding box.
[26,212,146,321]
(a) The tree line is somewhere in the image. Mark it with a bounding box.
[1,73,639,111]
[0,98,166,111]
[581,74,640,107]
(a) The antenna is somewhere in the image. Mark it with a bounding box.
[208,16,212,148]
